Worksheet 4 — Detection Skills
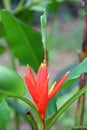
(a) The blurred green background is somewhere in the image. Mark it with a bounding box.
[0,0,87,130]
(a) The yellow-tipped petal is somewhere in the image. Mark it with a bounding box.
[66,71,70,75]
[27,64,29,67]
[48,82,56,95]
[48,71,69,101]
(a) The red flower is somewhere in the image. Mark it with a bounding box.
[24,60,69,120]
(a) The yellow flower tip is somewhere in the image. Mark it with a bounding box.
[41,63,43,66]
[40,59,46,67]
[48,82,56,95]
[27,64,29,67]
[66,71,70,75]
[41,62,46,67]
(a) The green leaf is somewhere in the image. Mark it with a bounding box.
[56,87,78,109]
[7,99,28,115]
[40,9,47,47]
[0,100,11,130]
[15,10,34,25]
[46,96,57,119]
[46,58,87,121]
[62,58,87,89]
[0,65,25,99]
[1,10,44,71]
[45,86,87,130]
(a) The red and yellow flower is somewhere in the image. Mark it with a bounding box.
[24,59,69,120]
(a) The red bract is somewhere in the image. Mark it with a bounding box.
[24,60,69,120]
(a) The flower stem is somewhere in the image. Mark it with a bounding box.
[76,94,85,125]
[18,96,44,130]
[14,111,20,130]
[26,111,38,130]
[9,52,20,130]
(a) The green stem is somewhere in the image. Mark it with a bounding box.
[45,86,87,130]
[9,52,20,130]
[75,94,85,125]
[18,96,44,130]
[26,111,38,130]
[3,0,11,11]
[14,111,20,130]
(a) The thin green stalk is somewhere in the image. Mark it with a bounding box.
[26,111,38,130]
[18,96,44,130]
[9,52,20,130]
[75,94,85,125]
[3,0,11,11]
[14,111,20,130]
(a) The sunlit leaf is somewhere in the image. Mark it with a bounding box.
[0,10,44,71]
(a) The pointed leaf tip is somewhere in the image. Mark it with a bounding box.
[40,9,47,48]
